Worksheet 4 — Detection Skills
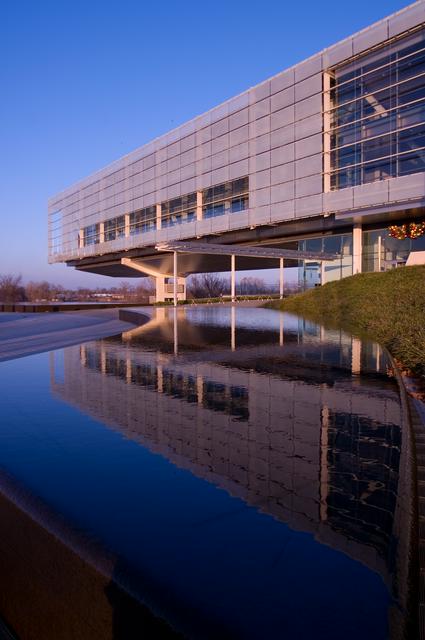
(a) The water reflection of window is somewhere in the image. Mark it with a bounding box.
[325,411,401,558]
[327,27,425,189]
[82,348,249,421]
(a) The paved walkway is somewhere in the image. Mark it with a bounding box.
[0,309,135,362]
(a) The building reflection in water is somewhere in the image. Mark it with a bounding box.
[51,307,414,637]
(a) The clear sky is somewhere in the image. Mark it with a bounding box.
[1,0,409,287]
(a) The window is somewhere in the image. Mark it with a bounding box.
[104,216,125,241]
[130,206,156,234]
[202,177,249,218]
[83,223,100,246]
[326,27,425,189]
[161,193,196,228]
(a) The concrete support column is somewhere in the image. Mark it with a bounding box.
[173,251,178,308]
[79,229,84,249]
[155,276,166,303]
[156,203,162,231]
[196,191,203,221]
[99,222,105,244]
[353,223,362,275]
[231,254,236,302]
[279,258,284,299]
[124,214,130,238]
[177,277,186,301]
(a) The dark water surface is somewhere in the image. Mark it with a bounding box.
[0,308,414,639]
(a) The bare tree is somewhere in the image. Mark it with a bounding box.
[25,281,52,302]
[0,274,26,302]
[238,277,266,295]
[188,273,229,298]
[134,278,155,301]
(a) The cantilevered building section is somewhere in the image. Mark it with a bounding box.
[49,1,425,301]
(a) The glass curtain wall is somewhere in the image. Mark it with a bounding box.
[327,26,425,189]
[362,228,425,271]
[298,234,353,288]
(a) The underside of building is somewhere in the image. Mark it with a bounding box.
[48,1,425,301]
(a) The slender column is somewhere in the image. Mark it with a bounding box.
[231,254,236,302]
[231,306,236,351]
[100,346,106,375]
[196,375,203,405]
[279,258,284,299]
[377,234,382,272]
[323,72,332,194]
[173,307,178,356]
[124,213,130,238]
[351,337,362,374]
[157,365,163,393]
[279,314,284,347]
[320,405,330,521]
[99,222,105,243]
[156,203,162,231]
[196,191,203,221]
[126,357,132,383]
[79,228,84,249]
[173,251,178,308]
[352,223,362,275]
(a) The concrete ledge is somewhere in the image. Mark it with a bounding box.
[118,308,151,326]
[0,302,151,313]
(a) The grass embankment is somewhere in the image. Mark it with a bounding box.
[268,265,425,378]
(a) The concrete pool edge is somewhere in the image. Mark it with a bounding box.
[0,308,151,363]
[388,351,424,640]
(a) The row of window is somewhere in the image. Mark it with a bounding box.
[328,26,425,190]
[81,177,249,246]
[83,348,249,420]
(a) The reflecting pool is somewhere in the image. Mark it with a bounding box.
[0,307,415,639]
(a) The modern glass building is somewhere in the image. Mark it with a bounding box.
[48,1,425,299]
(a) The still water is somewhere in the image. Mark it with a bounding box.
[0,307,414,639]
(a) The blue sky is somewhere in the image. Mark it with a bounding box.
[1,0,408,287]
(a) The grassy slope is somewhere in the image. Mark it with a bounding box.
[268,265,425,377]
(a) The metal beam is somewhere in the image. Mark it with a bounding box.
[156,240,338,262]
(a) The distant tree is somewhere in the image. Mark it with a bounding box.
[134,278,155,301]
[238,277,266,295]
[117,281,134,300]
[188,273,229,298]
[25,280,52,301]
[0,274,26,302]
